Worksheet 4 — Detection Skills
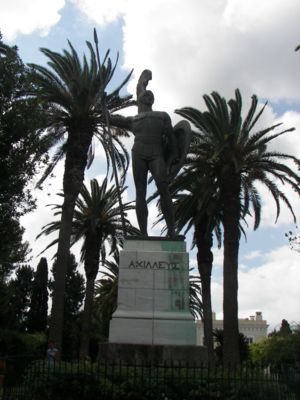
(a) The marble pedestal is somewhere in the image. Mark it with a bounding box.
[109,237,196,346]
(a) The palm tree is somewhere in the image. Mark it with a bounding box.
[175,89,300,365]
[189,274,203,320]
[29,39,133,351]
[38,178,139,359]
[169,172,221,364]
[94,256,119,338]
[150,151,221,363]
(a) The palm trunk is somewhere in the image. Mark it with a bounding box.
[79,275,97,360]
[195,218,214,365]
[48,193,77,355]
[49,128,93,355]
[222,171,241,367]
[79,233,101,361]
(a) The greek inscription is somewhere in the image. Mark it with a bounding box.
[128,260,181,270]
[129,261,135,269]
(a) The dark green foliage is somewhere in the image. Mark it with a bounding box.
[251,330,300,367]
[0,219,31,279]
[0,279,11,328]
[269,319,294,338]
[0,34,47,270]
[0,330,45,357]
[50,254,84,317]
[278,319,293,337]
[5,265,34,331]
[213,329,250,363]
[250,330,300,397]
[50,254,84,359]
[27,258,49,333]
[7,360,295,400]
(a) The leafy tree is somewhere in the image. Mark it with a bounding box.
[213,329,250,364]
[278,319,293,336]
[0,329,46,357]
[39,178,138,359]
[50,254,85,359]
[0,33,47,270]
[27,257,48,333]
[251,331,300,369]
[6,265,34,330]
[269,319,294,338]
[28,37,134,351]
[0,279,12,329]
[175,90,300,365]
[285,226,300,252]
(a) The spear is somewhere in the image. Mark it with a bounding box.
[93,28,127,236]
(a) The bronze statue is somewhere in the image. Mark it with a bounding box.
[111,70,191,238]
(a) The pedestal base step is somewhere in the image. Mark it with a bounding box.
[98,342,208,366]
[109,317,196,345]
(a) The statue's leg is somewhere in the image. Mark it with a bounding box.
[132,150,148,236]
[150,157,176,237]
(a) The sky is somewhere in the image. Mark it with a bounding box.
[1,0,300,332]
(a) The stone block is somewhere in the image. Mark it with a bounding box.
[153,289,171,311]
[124,237,186,252]
[118,268,154,288]
[170,289,189,312]
[154,269,188,290]
[119,250,137,269]
[109,318,153,344]
[153,319,196,345]
[117,288,136,311]
[109,238,196,346]
[135,288,154,312]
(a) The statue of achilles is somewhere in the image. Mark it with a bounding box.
[110,70,191,238]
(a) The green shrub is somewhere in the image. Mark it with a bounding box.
[0,329,46,357]
[12,361,296,400]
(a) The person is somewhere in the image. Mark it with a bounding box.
[46,341,59,363]
[111,70,177,237]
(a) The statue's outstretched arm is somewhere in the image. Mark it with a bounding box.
[109,114,133,130]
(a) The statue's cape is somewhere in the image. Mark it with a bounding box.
[169,120,192,179]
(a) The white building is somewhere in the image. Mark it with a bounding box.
[196,311,268,346]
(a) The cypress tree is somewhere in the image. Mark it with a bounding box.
[27,258,48,332]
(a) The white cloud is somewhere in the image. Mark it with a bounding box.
[243,250,263,261]
[75,0,300,114]
[0,0,65,41]
[273,111,300,158]
[71,0,128,26]
[71,0,300,231]
[241,108,300,228]
[211,245,300,330]
[239,245,300,330]
[20,160,64,264]
[212,247,224,269]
